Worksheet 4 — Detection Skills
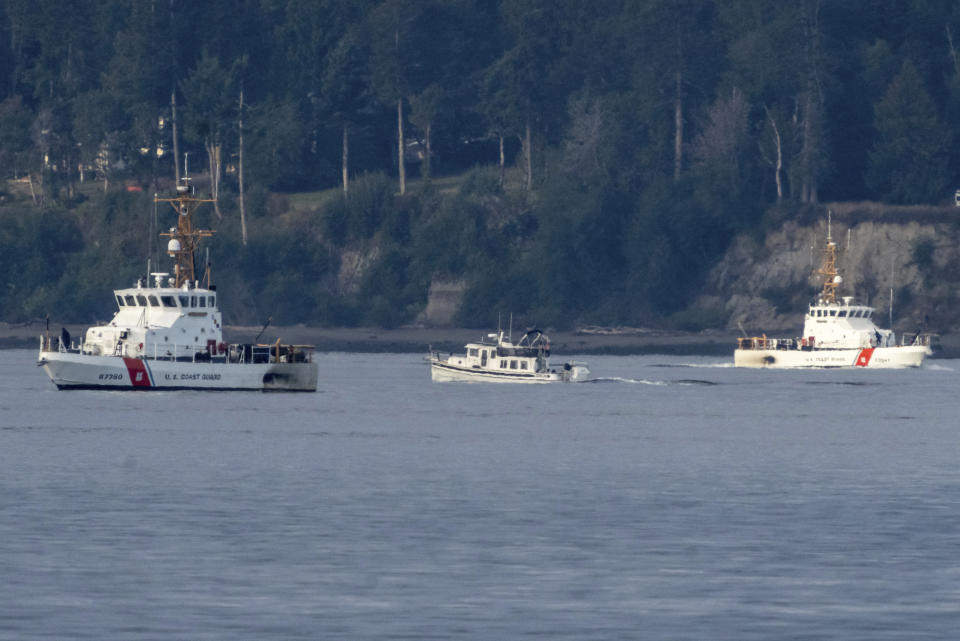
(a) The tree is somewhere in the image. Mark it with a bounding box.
[867,60,949,204]
[627,0,720,184]
[368,0,417,195]
[719,0,829,203]
[181,52,241,217]
[322,24,373,195]
[691,87,751,199]
[0,96,33,179]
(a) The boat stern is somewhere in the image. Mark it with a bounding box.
[261,362,318,391]
[561,362,590,382]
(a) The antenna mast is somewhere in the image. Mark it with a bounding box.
[157,177,216,287]
[816,212,840,305]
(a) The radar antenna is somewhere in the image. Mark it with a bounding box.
[157,178,216,287]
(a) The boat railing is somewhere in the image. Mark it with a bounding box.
[737,336,775,350]
[39,334,80,354]
[137,341,314,364]
[901,333,934,348]
[737,336,801,351]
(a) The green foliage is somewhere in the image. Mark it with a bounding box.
[321,172,395,244]
[867,61,950,204]
[0,205,83,321]
[459,165,502,197]
[7,1,960,331]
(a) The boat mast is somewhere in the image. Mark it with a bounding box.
[157,179,216,288]
[816,213,840,305]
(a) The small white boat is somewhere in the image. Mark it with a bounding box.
[37,179,318,391]
[735,220,931,369]
[430,329,589,383]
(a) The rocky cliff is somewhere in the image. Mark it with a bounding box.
[699,205,960,335]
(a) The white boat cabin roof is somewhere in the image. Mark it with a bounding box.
[104,276,219,331]
[807,296,874,320]
[114,286,217,311]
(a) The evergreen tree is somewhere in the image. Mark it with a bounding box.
[867,60,949,204]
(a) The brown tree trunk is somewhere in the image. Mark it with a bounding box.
[423,120,432,182]
[674,68,683,182]
[397,98,406,195]
[524,118,532,191]
[498,134,505,188]
[238,88,247,246]
[764,105,784,202]
[799,0,822,204]
[342,125,349,195]
[171,90,180,183]
[206,141,223,219]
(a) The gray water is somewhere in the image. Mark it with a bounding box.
[1,349,959,640]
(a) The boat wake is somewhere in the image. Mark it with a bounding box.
[650,362,736,369]
[585,376,667,386]
[584,377,718,386]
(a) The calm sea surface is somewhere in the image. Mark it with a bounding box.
[1,348,959,640]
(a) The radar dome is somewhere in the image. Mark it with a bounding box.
[833,275,842,284]
[167,239,181,255]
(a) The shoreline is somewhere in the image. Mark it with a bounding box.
[2,322,737,356]
[5,322,958,357]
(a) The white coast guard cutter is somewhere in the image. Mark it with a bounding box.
[37,180,317,391]
[734,220,931,369]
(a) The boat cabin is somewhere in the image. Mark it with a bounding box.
[443,331,551,374]
[802,296,893,349]
[81,275,223,360]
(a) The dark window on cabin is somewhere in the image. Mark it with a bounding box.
[147,295,160,306]
[136,295,148,306]
[161,296,176,307]
[116,295,124,307]
[179,296,189,308]
[829,310,836,316]
[190,296,198,307]
[125,295,135,306]
[520,361,528,370]
[500,360,507,368]
[838,310,847,317]
[510,360,518,369]
[198,296,206,308]
[469,348,478,357]
[208,296,216,307]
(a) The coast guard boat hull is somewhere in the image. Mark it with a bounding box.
[39,350,317,391]
[734,344,928,369]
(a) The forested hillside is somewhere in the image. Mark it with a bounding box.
[3,1,960,330]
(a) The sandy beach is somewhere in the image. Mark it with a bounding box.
[7,321,957,357]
